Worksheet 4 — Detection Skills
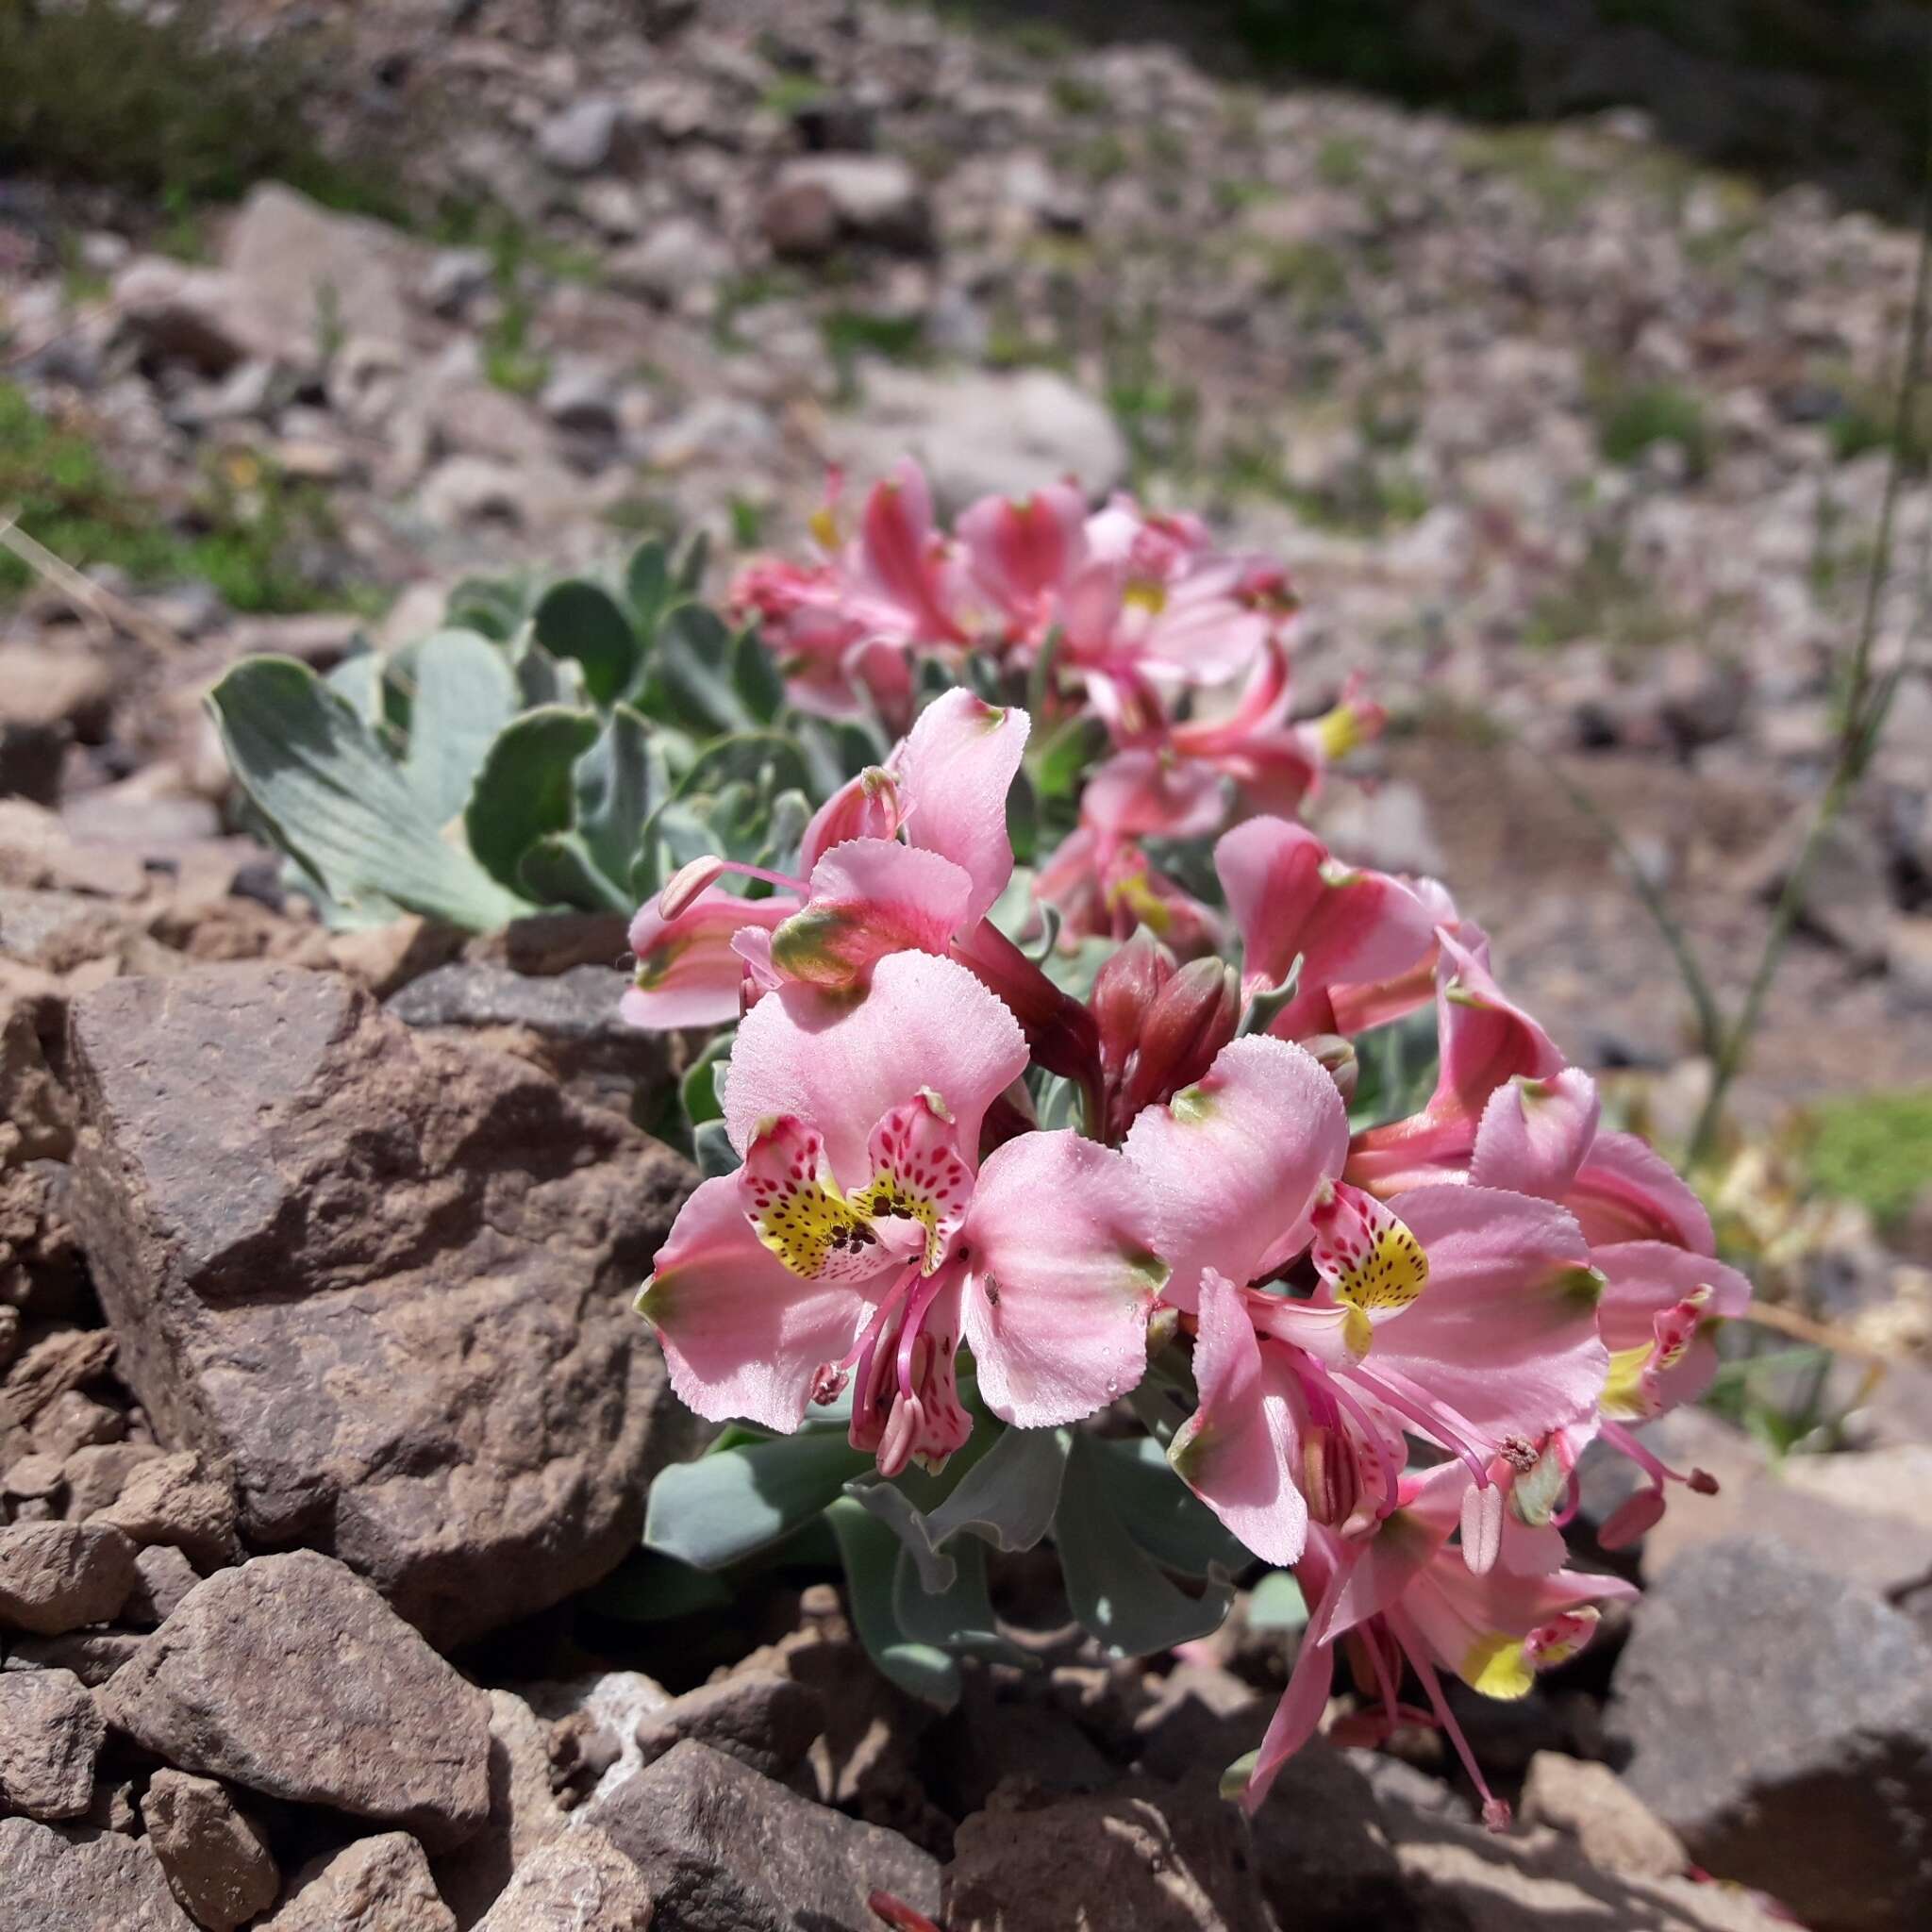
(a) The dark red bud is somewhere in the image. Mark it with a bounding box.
[1123,958,1239,1120]
[949,918,1102,1090]
[1299,1033,1359,1107]
[1092,930,1174,1080]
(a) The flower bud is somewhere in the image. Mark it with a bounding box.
[1122,958,1240,1120]
[1092,931,1174,1080]
[1299,1033,1358,1107]
[950,918,1102,1091]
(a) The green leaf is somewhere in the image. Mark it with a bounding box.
[1247,1570,1309,1633]
[891,1534,1029,1669]
[625,539,673,632]
[675,730,814,807]
[680,1030,734,1126]
[445,573,535,641]
[1086,1436,1252,1579]
[924,1424,1070,1555]
[533,579,641,708]
[1054,1434,1235,1657]
[1033,713,1109,802]
[826,1497,961,1709]
[402,629,520,827]
[693,1118,738,1176]
[675,528,710,593]
[579,1547,733,1624]
[574,705,659,893]
[643,1432,873,1571]
[208,657,531,931]
[464,707,602,890]
[731,625,786,724]
[646,603,758,737]
[325,649,383,724]
[517,831,629,912]
[510,636,586,710]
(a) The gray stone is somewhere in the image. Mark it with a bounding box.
[472,1830,654,1931]
[222,183,413,361]
[608,217,733,303]
[99,1552,491,1852]
[0,1521,137,1634]
[1610,1538,1932,1932]
[0,1816,197,1930]
[833,366,1126,514]
[539,99,626,175]
[68,966,692,1646]
[634,1673,824,1782]
[590,1740,941,1931]
[125,1543,202,1629]
[0,1668,103,1820]
[260,1832,457,1932]
[520,1670,670,1813]
[142,1771,280,1932]
[1520,1751,1686,1881]
[765,155,931,254]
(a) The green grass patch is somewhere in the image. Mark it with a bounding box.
[0,383,346,613]
[1592,377,1712,476]
[1801,1088,1932,1232]
[0,0,407,219]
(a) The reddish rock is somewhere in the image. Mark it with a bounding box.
[0,1668,104,1820]
[142,1771,281,1932]
[0,1520,138,1634]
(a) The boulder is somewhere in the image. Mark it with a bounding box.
[1609,1538,1932,1932]
[0,1817,197,1930]
[538,99,627,175]
[947,1776,1274,1931]
[0,1667,104,1820]
[98,1552,491,1852]
[68,965,692,1646]
[633,1672,825,1782]
[0,1520,137,1634]
[3,1629,148,1685]
[832,366,1127,514]
[125,1544,201,1628]
[259,1832,457,1932]
[222,184,413,361]
[141,1771,280,1932]
[471,1830,654,1931]
[589,1740,941,1932]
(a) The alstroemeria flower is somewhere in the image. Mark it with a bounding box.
[637,952,1168,1473]
[622,888,795,1031]
[1130,1038,1608,1569]
[1214,816,1438,1038]
[1242,1465,1634,1816]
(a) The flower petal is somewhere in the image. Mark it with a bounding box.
[623,888,794,1030]
[958,1129,1168,1427]
[637,1174,870,1432]
[1355,1185,1609,1449]
[740,1115,918,1283]
[725,950,1029,1187]
[1470,1068,1602,1202]
[1566,1131,1715,1252]
[1167,1271,1308,1566]
[1124,1036,1350,1309]
[771,839,974,991]
[892,688,1031,923]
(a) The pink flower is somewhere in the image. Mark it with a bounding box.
[637,952,1168,1472]
[1127,1037,1610,1574]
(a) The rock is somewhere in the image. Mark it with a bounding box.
[0,721,65,808]
[0,1815,197,1930]
[32,1389,125,1457]
[4,1450,64,1501]
[589,1740,941,1932]
[90,1451,240,1570]
[99,1552,491,1852]
[520,1670,670,1813]
[222,183,412,360]
[141,1770,280,1932]
[2,1630,148,1686]
[471,1830,654,1931]
[0,642,116,745]
[833,366,1127,513]
[1609,1538,1932,1932]
[1740,815,1892,966]
[260,1832,457,1932]
[1249,1742,1414,1931]
[1317,779,1447,880]
[1890,916,1932,1008]
[946,1776,1274,1931]
[764,155,931,254]
[61,1442,165,1519]
[608,217,733,304]
[0,1667,103,1820]
[111,258,257,375]
[0,1521,138,1634]
[633,1673,825,1782]
[541,359,623,441]
[125,1543,201,1628]
[938,1682,1120,1815]
[1520,1751,1686,1881]
[538,99,626,175]
[429,1690,567,1930]
[0,1326,116,1433]
[68,966,692,1646]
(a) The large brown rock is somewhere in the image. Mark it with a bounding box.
[259,1832,457,1932]
[141,1770,281,1932]
[68,965,692,1645]
[98,1551,491,1852]
[0,1520,137,1634]
[590,1740,941,1932]
[0,1816,197,1930]
[0,1667,104,1820]
[471,1829,655,1931]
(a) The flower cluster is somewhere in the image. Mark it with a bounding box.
[730,460,1383,954]
[625,508,1749,1822]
